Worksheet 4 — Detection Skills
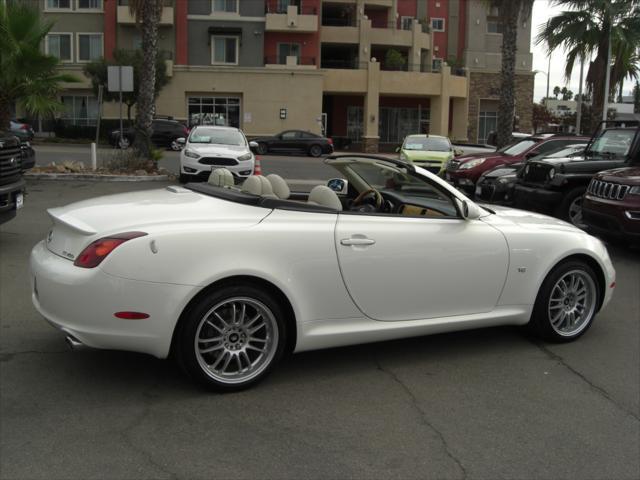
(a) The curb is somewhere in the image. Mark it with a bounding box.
[25,173,172,182]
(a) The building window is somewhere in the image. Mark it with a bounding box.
[188,97,241,128]
[77,34,103,62]
[401,17,414,30]
[277,43,300,64]
[60,95,98,126]
[277,0,300,13]
[46,0,71,9]
[478,110,498,144]
[432,58,442,72]
[212,0,238,13]
[487,18,503,34]
[46,33,72,62]
[211,36,238,65]
[347,106,363,142]
[431,18,445,32]
[77,0,102,9]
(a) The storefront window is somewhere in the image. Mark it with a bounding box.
[478,111,498,144]
[60,95,98,126]
[188,97,240,128]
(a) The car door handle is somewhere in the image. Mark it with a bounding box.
[340,237,376,246]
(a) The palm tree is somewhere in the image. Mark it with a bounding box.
[0,3,76,131]
[490,0,535,148]
[536,0,640,125]
[127,0,163,160]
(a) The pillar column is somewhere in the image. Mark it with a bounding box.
[363,60,380,153]
[175,0,188,65]
[430,65,451,136]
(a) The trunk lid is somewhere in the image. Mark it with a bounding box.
[45,186,270,261]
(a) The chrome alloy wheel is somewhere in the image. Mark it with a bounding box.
[194,297,278,384]
[568,197,586,229]
[548,270,597,337]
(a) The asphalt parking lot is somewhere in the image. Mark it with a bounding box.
[1,179,639,480]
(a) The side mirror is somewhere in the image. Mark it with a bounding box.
[327,178,348,195]
[525,151,538,159]
[455,198,482,220]
[176,137,186,145]
[248,140,259,152]
[395,146,401,153]
[453,148,463,157]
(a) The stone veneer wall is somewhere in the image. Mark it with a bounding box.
[467,71,534,143]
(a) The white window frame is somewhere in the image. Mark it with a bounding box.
[211,0,239,15]
[400,16,414,31]
[486,18,503,34]
[76,0,103,12]
[431,18,445,32]
[211,35,239,65]
[44,0,72,11]
[45,33,73,63]
[60,94,99,126]
[76,33,104,63]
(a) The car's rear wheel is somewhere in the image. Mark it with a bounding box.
[256,142,268,155]
[309,144,323,157]
[527,260,599,342]
[117,136,131,150]
[557,187,587,229]
[170,139,182,151]
[175,285,287,391]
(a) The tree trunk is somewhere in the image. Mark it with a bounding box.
[496,1,520,149]
[133,1,162,163]
[0,94,13,132]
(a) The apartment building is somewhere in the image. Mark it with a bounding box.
[35,0,533,150]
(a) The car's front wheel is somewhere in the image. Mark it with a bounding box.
[175,284,287,391]
[527,259,600,342]
[557,187,587,229]
[256,142,268,155]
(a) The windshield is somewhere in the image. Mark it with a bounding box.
[403,136,451,152]
[499,139,537,156]
[586,129,635,159]
[189,128,246,146]
[548,145,586,158]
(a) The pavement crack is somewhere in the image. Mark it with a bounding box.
[0,350,69,362]
[534,341,640,422]
[375,356,468,480]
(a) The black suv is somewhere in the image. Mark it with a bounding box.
[109,118,189,151]
[0,133,26,225]
[514,121,640,228]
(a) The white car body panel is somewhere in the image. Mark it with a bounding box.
[30,163,616,360]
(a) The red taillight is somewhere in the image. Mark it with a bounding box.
[20,124,28,130]
[327,137,333,145]
[74,231,147,268]
[183,126,189,135]
[114,311,150,320]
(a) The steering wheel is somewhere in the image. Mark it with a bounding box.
[352,188,383,210]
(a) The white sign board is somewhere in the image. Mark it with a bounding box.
[243,112,252,123]
[107,66,134,92]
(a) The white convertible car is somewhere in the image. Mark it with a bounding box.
[30,155,615,391]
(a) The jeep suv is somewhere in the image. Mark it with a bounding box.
[0,133,25,225]
[514,122,639,228]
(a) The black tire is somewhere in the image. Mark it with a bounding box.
[178,173,191,184]
[256,142,268,155]
[526,260,600,343]
[169,138,182,151]
[117,135,131,150]
[556,186,587,228]
[308,144,323,157]
[174,284,287,392]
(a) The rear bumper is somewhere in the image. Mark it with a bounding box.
[30,241,195,358]
[513,184,562,212]
[583,195,640,243]
[0,178,26,224]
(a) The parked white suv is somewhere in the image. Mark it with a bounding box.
[179,126,255,183]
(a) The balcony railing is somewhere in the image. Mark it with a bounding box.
[265,56,316,66]
[322,17,357,27]
[266,4,317,14]
[321,59,364,69]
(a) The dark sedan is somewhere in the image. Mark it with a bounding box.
[251,130,333,157]
[109,118,189,151]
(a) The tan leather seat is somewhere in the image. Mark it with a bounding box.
[266,174,290,200]
[208,168,234,188]
[308,185,342,210]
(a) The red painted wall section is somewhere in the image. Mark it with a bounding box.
[364,7,388,28]
[175,0,188,65]
[428,0,449,61]
[264,32,319,65]
[103,0,116,60]
[396,1,418,28]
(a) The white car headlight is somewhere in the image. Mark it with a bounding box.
[183,149,200,159]
[459,158,486,170]
[629,186,640,195]
[238,152,252,161]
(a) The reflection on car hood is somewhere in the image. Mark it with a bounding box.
[483,166,520,178]
[456,152,508,164]
[596,166,640,184]
[479,204,584,234]
[403,150,452,163]
[187,144,248,156]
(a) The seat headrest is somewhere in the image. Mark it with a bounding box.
[208,168,235,188]
[266,174,290,199]
[241,175,274,196]
[308,185,342,211]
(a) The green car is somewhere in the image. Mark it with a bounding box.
[397,134,459,175]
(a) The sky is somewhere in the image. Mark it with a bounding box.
[528,0,634,102]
